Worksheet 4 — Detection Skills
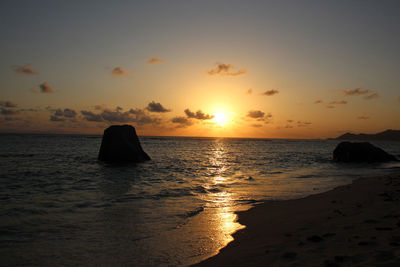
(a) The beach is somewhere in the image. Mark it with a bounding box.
[196,172,400,266]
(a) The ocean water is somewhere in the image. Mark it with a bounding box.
[1,134,399,266]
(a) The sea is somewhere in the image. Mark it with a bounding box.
[1,134,400,266]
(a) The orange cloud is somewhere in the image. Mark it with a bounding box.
[39,82,53,93]
[146,57,166,64]
[314,100,323,104]
[0,100,18,108]
[340,88,369,96]
[207,63,246,77]
[357,116,370,120]
[246,88,253,95]
[111,67,128,77]
[13,63,39,75]
[329,100,347,104]
[364,93,379,100]
[261,89,279,96]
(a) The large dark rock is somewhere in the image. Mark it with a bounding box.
[98,125,150,162]
[333,141,397,163]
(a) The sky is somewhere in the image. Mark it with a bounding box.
[0,0,399,138]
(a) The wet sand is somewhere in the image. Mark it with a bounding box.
[196,172,400,266]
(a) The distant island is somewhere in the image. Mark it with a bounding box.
[330,129,400,141]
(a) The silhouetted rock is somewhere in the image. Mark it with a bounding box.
[98,125,150,162]
[331,129,400,141]
[333,142,397,163]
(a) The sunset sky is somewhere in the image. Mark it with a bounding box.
[1,0,399,138]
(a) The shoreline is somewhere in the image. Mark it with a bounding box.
[195,172,400,266]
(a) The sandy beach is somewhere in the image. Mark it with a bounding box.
[196,172,400,266]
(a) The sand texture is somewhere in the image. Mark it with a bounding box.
[196,173,400,266]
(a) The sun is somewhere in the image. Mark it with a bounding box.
[213,111,228,126]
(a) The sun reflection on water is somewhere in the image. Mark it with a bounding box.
[201,140,246,256]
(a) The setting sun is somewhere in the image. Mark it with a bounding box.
[213,111,229,126]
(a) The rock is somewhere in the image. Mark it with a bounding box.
[98,125,150,162]
[333,142,397,163]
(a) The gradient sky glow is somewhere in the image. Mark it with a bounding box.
[1,0,399,138]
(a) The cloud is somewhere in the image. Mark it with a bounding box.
[287,120,293,123]
[246,88,253,95]
[364,93,379,100]
[206,63,247,77]
[146,57,166,64]
[357,116,370,120]
[329,100,347,105]
[326,105,335,109]
[146,101,171,113]
[81,107,161,125]
[171,116,193,128]
[81,110,104,122]
[13,63,39,75]
[184,109,214,120]
[247,110,265,119]
[62,108,77,118]
[261,89,279,96]
[111,67,128,77]
[0,100,17,108]
[297,121,312,127]
[50,108,77,122]
[251,124,262,128]
[39,82,53,93]
[246,110,272,123]
[340,88,369,96]
[314,100,323,104]
[50,115,66,122]
[0,108,20,116]
[94,104,107,110]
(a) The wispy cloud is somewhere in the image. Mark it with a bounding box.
[297,121,312,127]
[314,100,323,104]
[329,100,347,105]
[171,116,193,128]
[206,63,246,77]
[146,57,166,64]
[184,109,214,120]
[146,101,171,113]
[0,108,20,116]
[364,93,379,100]
[13,63,39,75]
[111,67,128,77]
[261,89,279,96]
[340,88,369,96]
[94,104,107,110]
[0,100,18,108]
[246,88,253,95]
[39,82,53,93]
[357,116,370,120]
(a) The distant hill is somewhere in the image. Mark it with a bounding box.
[331,129,400,141]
